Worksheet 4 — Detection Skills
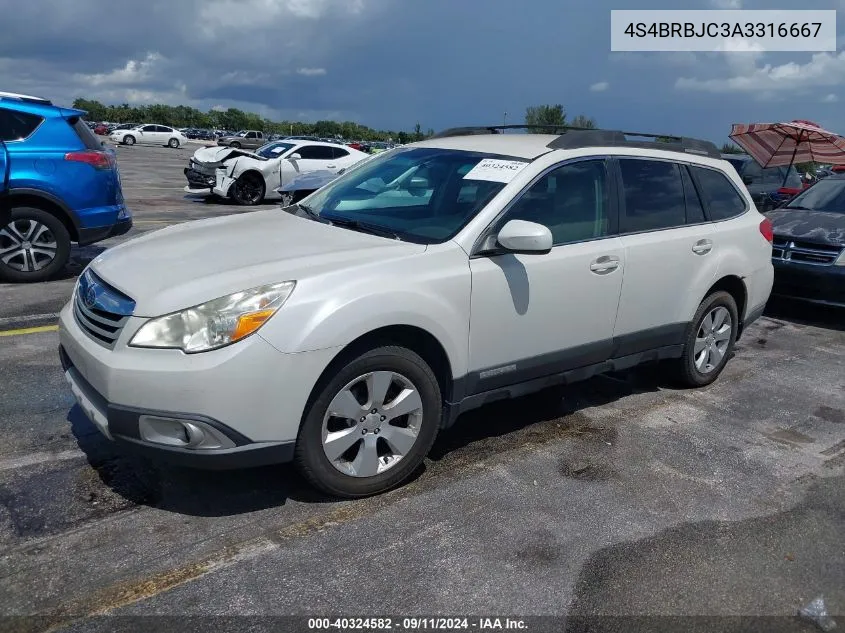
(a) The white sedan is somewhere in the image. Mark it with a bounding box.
[183,140,369,205]
[110,124,188,148]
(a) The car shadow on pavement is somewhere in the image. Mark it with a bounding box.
[68,364,674,517]
[56,245,107,281]
[428,363,670,463]
[764,298,845,332]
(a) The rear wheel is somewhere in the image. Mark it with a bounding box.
[295,346,442,498]
[675,291,739,387]
[231,173,265,206]
[0,207,71,282]
[123,135,135,146]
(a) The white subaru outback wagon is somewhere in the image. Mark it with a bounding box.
[59,127,774,497]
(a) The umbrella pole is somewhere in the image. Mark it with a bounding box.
[782,131,802,188]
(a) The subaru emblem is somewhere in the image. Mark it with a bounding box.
[84,286,97,309]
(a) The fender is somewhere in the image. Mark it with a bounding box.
[2,187,80,235]
[262,287,471,379]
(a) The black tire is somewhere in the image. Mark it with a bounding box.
[0,207,71,283]
[168,138,179,149]
[231,173,265,206]
[123,135,135,146]
[230,141,241,149]
[675,291,739,388]
[295,345,442,498]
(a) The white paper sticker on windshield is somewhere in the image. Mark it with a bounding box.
[270,147,286,154]
[463,159,529,183]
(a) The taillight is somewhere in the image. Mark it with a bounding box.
[759,217,774,243]
[65,150,112,170]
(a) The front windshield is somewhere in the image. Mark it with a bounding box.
[786,178,845,214]
[256,142,295,158]
[302,147,527,243]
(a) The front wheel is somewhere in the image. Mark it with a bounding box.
[675,291,739,387]
[231,173,265,206]
[229,141,241,149]
[123,135,136,146]
[295,346,442,498]
[0,207,71,282]
[168,138,180,148]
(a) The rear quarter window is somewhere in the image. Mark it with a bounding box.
[691,166,748,221]
[68,116,104,150]
[0,108,44,141]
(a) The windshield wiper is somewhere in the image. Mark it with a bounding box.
[286,202,329,223]
[323,216,402,240]
[785,205,813,211]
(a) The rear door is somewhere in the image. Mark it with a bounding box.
[612,158,719,354]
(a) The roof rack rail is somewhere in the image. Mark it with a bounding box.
[431,125,721,159]
[431,124,576,138]
[0,91,52,105]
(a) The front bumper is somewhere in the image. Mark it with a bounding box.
[771,259,845,307]
[58,300,341,469]
[184,167,216,190]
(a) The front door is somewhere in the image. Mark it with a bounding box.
[467,158,624,394]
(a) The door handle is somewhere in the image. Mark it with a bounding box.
[326,165,336,169]
[692,239,713,255]
[589,255,620,274]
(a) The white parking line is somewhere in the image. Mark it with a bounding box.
[0,449,84,472]
[0,312,60,326]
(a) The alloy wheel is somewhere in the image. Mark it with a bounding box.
[694,306,732,374]
[0,219,58,273]
[321,371,424,477]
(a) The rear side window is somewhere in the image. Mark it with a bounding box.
[619,159,686,233]
[332,147,350,159]
[691,166,748,221]
[69,117,104,149]
[680,165,706,224]
[0,108,44,141]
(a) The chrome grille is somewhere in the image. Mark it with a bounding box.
[772,236,843,266]
[73,269,135,348]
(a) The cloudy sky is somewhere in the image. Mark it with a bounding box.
[1,0,844,143]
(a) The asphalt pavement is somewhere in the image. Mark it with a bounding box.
[0,143,843,632]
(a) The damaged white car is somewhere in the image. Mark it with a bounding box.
[183,140,368,206]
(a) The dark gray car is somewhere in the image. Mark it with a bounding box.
[217,130,265,149]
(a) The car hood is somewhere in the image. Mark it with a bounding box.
[766,208,845,246]
[191,146,264,167]
[88,210,426,317]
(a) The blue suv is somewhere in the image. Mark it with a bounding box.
[0,92,131,282]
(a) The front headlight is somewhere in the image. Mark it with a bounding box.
[129,281,295,353]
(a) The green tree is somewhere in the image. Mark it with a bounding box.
[525,104,566,129]
[569,114,597,129]
[720,142,745,154]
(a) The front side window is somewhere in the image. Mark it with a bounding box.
[0,109,44,141]
[299,147,520,243]
[619,159,686,233]
[691,166,748,221]
[297,145,335,160]
[141,125,157,132]
[504,160,610,245]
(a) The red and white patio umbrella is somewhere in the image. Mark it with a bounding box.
[729,120,845,185]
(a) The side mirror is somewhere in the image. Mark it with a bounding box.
[496,220,552,254]
[288,153,302,160]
